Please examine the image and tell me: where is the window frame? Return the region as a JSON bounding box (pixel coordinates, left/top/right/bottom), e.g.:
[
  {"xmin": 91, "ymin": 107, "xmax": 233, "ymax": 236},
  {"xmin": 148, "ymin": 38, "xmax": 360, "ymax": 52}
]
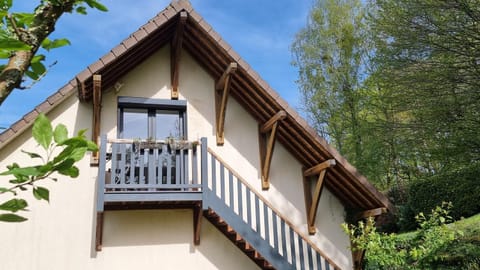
[{"xmin": 117, "ymin": 96, "xmax": 187, "ymax": 140}]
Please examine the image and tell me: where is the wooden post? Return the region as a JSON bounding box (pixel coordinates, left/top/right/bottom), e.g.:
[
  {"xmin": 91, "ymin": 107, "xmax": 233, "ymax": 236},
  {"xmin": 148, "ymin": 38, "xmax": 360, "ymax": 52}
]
[
  {"xmin": 215, "ymin": 62, "xmax": 237, "ymax": 145},
  {"xmin": 171, "ymin": 11, "xmax": 187, "ymax": 99},
  {"xmin": 193, "ymin": 202, "xmax": 202, "ymax": 245},
  {"xmin": 303, "ymin": 159, "xmax": 335, "ymax": 234},
  {"xmin": 91, "ymin": 74, "xmax": 102, "ymax": 165},
  {"xmin": 258, "ymin": 111, "xmax": 286, "ymax": 189}
]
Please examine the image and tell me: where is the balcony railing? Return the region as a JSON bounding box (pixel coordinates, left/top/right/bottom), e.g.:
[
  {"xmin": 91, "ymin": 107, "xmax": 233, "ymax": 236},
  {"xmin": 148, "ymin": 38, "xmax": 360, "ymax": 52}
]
[{"xmin": 96, "ymin": 135, "xmax": 204, "ymax": 210}]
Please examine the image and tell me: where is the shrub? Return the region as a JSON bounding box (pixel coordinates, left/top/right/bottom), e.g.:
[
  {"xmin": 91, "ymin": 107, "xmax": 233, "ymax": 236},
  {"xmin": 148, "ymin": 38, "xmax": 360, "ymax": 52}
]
[{"xmin": 400, "ymin": 163, "xmax": 480, "ymax": 230}]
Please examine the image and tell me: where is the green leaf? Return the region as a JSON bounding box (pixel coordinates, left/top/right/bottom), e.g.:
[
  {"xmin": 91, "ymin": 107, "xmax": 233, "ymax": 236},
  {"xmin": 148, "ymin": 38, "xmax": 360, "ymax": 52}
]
[
  {"xmin": 31, "ymin": 54, "xmax": 45, "ymax": 63},
  {"xmin": 75, "ymin": 6, "xmax": 87, "ymax": 14},
  {"xmin": 70, "ymin": 147, "xmax": 88, "ymax": 161},
  {"xmin": 84, "ymin": 0, "xmax": 108, "ymax": 12},
  {"xmin": 53, "ymin": 124, "xmax": 68, "ymax": 143},
  {"xmin": 0, "ymin": 50, "xmax": 10, "ymax": 58},
  {"xmin": 86, "ymin": 140, "xmax": 98, "ymax": 151},
  {"xmin": 0, "ymin": 187, "xmax": 14, "ymax": 194},
  {"xmin": 1, "ymin": 166, "xmax": 40, "ymax": 177},
  {"xmin": 54, "ymin": 158, "xmax": 74, "ymax": 172},
  {"xmin": 0, "ymin": 213, "xmax": 27, "ymax": 222},
  {"xmin": 12, "ymin": 12, "xmax": 35, "ymax": 27},
  {"xmin": 0, "ymin": 198, "xmax": 28, "ymax": 212},
  {"xmin": 0, "ymin": 0, "xmax": 13, "ymax": 12},
  {"xmin": 0, "ymin": 37, "xmax": 30, "ymax": 51},
  {"xmin": 58, "ymin": 166, "xmax": 79, "ymax": 178},
  {"xmin": 30, "ymin": 61, "xmax": 46, "ymax": 76},
  {"xmin": 50, "ymin": 38, "xmax": 71, "ymax": 49},
  {"xmin": 21, "ymin": 150, "xmax": 42, "ymax": 159},
  {"xmin": 32, "ymin": 114, "xmax": 52, "ymax": 150},
  {"xmin": 25, "ymin": 70, "xmax": 39, "ymax": 80},
  {"xmin": 32, "ymin": 186, "xmax": 49, "ymax": 202}
]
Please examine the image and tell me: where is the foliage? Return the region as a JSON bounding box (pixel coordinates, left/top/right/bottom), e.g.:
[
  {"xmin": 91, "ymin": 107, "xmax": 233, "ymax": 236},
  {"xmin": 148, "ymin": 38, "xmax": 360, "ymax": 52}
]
[
  {"xmin": 399, "ymin": 163, "xmax": 480, "ymax": 230},
  {"xmin": 0, "ymin": 0, "xmax": 107, "ymax": 105},
  {"xmin": 343, "ymin": 202, "xmax": 463, "ymax": 269},
  {"xmin": 0, "ymin": 114, "xmax": 97, "ymax": 222}
]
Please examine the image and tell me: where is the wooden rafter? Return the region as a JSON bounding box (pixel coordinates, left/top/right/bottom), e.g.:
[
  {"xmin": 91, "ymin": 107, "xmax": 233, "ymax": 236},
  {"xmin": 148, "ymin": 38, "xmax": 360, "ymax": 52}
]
[
  {"xmin": 215, "ymin": 62, "xmax": 237, "ymax": 145},
  {"xmin": 303, "ymin": 159, "xmax": 336, "ymax": 234},
  {"xmin": 193, "ymin": 202, "xmax": 202, "ymax": 245},
  {"xmin": 355, "ymin": 207, "xmax": 387, "ymax": 221},
  {"xmin": 170, "ymin": 11, "xmax": 188, "ymax": 99},
  {"xmin": 258, "ymin": 111, "xmax": 287, "ymax": 190},
  {"xmin": 95, "ymin": 212, "xmax": 104, "ymax": 251},
  {"xmin": 91, "ymin": 74, "xmax": 102, "ymax": 165}
]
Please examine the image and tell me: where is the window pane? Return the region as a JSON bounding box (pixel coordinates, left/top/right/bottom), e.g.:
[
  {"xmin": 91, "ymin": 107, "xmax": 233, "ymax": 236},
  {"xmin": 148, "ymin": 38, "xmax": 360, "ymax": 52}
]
[
  {"xmin": 156, "ymin": 110, "xmax": 182, "ymax": 139},
  {"xmin": 123, "ymin": 108, "xmax": 148, "ymax": 139}
]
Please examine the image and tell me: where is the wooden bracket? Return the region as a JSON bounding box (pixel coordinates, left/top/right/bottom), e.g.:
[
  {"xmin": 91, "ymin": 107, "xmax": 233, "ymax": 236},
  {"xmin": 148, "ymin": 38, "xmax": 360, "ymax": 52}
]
[
  {"xmin": 303, "ymin": 159, "xmax": 336, "ymax": 234},
  {"xmin": 193, "ymin": 202, "xmax": 202, "ymax": 245},
  {"xmin": 91, "ymin": 74, "xmax": 102, "ymax": 166},
  {"xmin": 171, "ymin": 11, "xmax": 188, "ymax": 100},
  {"xmin": 215, "ymin": 62, "xmax": 237, "ymax": 145},
  {"xmin": 95, "ymin": 212, "xmax": 104, "ymax": 251},
  {"xmin": 355, "ymin": 207, "xmax": 387, "ymax": 221},
  {"xmin": 76, "ymin": 76, "xmax": 86, "ymax": 100},
  {"xmin": 258, "ymin": 111, "xmax": 287, "ymax": 190}
]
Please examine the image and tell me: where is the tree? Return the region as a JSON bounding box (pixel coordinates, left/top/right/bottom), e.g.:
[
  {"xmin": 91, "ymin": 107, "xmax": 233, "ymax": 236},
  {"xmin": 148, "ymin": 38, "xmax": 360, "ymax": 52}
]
[
  {"xmin": 0, "ymin": 0, "xmax": 107, "ymax": 106},
  {"xmin": 291, "ymin": 0, "xmax": 396, "ymax": 188},
  {"xmin": 369, "ymin": 0, "xmax": 480, "ymax": 174},
  {"xmin": 0, "ymin": 114, "xmax": 97, "ymax": 222}
]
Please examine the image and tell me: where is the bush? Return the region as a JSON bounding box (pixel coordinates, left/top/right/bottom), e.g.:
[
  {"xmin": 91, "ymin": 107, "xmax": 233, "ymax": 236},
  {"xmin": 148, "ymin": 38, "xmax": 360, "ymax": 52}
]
[{"xmin": 400, "ymin": 163, "xmax": 480, "ymax": 230}]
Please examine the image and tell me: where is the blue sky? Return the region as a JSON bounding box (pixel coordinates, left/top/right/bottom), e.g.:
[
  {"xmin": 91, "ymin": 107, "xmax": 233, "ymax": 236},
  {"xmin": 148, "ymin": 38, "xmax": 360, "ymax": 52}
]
[{"xmin": 0, "ymin": 0, "xmax": 311, "ymax": 129}]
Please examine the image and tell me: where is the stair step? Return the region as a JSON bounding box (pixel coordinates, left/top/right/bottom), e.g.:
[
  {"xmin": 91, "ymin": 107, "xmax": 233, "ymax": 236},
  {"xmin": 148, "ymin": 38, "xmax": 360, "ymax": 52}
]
[{"xmin": 205, "ymin": 209, "xmax": 276, "ymax": 270}]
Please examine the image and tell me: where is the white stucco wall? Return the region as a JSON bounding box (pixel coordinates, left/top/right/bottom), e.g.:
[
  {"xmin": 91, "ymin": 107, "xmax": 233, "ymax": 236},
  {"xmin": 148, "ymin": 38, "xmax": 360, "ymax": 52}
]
[{"xmin": 0, "ymin": 44, "xmax": 353, "ymax": 269}]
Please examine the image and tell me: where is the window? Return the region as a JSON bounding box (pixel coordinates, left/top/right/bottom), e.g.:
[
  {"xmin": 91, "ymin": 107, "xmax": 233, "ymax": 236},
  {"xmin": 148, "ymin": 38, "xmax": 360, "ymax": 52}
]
[
  {"xmin": 116, "ymin": 97, "xmax": 188, "ymax": 185},
  {"xmin": 118, "ymin": 97, "xmax": 187, "ymax": 140}
]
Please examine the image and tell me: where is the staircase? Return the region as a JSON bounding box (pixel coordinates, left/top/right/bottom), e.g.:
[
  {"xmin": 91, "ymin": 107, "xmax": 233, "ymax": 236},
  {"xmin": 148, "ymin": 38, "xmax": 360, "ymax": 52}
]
[
  {"xmin": 200, "ymin": 138, "xmax": 339, "ymax": 270},
  {"xmin": 205, "ymin": 209, "xmax": 274, "ymax": 269}
]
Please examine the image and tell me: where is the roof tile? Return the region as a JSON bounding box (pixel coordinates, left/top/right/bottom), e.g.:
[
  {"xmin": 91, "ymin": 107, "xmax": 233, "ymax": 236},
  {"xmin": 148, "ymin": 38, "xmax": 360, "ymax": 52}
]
[
  {"xmin": 170, "ymin": 1, "xmax": 184, "ymax": 12},
  {"xmin": 143, "ymin": 21, "xmax": 158, "ymax": 34},
  {"xmin": 122, "ymin": 36, "xmax": 137, "ymax": 50},
  {"xmin": 237, "ymin": 58, "xmax": 251, "ymax": 72},
  {"xmin": 246, "ymin": 67, "xmax": 260, "ymax": 81},
  {"xmin": 59, "ymin": 83, "xmax": 75, "ymax": 96},
  {"xmin": 88, "ymin": 60, "xmax": 104, "ymax": 75},
  {"xmin": 153, "ymin": 13, "xmax": 168, "ymax": 26},
  {"xmin": 47, "ymin": 91, "xmax": 63, "ymax": 105},
  {"xmin": 23, "ymin": 110, "xmax": 39, "ymax": 123},
  {"xmin": 189, "ymin": 10, "xmax": 202, "ymax": 23},
  {"xmin": 0, "ymin": 129, "xmax": 15, "ymax": 143},
  {"xmin": 35, "ymin": 101, "xmax": 52, "ymax": 113},
  {"xmin": 198, "ymin": 18, "xmax": 212, "ymax": 33},
  {"xmin": 100, "ymin": 52, "xmax": 116, "ymax": 66},
  {"xmin": 228, "ymin": 48, "xmax": 241, "ymax": 62},
  {"xmin": 177, "ymin": 0, "xmax": 193, "ymax": 12},
  {"xmin": 209, "ymin": 29, "xmax": 221, "ymax": 42},
  {"xmin": 111, "ymin": 44, "xmax": 127, "ymax": 57},
  {"xmin": 218, "ymin": 39, "xmax": 232, "ymax": 53},
  {"xmin": 133, "ymin": 28, "xmax": 148, "ymax": 41},
  {"xmin": 11, "ymin": 119, "xmax": 27, "ymax": 133},
  {"xmin": 76, "ymin": 68, "xmax": 92, "ymax": 82},
  {"xmin": 163, "ymin": 6, "xmax": 177, "ymax": 19}
]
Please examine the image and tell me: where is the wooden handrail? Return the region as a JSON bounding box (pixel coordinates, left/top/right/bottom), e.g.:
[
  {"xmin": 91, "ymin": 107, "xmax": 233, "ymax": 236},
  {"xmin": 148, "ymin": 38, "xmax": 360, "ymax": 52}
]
[{"xmin": 207, "ymin": 148, "xmax": 341, "ymax": 270}]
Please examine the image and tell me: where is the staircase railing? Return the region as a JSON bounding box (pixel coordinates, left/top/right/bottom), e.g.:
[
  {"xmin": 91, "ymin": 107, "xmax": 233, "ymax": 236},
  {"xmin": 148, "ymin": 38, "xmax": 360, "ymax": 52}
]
[{"xmin": 200, "ymin": 138, "xmax": 339, "ymax": 270}]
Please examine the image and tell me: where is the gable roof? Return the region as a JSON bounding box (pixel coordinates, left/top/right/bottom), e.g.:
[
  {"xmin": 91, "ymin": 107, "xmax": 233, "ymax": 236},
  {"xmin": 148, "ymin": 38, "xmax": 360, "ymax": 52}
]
[{"xmin": 0, "ymin": 0, "xmax": 393, "ymax": 212}]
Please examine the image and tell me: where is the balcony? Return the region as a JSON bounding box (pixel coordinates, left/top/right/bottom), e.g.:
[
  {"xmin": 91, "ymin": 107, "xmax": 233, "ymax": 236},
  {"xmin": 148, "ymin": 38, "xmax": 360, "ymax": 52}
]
[{"xmin": 96, "ymin": 135, "xmax": 206, "ymax": 210}]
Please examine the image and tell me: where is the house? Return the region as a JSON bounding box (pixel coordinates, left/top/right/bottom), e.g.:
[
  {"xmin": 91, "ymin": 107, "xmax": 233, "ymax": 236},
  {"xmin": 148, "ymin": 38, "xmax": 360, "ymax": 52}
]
[{"xmin": 0, "ymin": 1, "xmax": 392, "ymax": 269}]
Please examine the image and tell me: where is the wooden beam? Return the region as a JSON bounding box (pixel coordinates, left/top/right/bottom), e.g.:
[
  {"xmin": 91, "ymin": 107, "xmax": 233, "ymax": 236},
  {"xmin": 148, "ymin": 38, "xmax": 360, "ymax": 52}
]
[
  {"xmin": 304, "ymin": 159, "xmax": 336, "ymax": 177},
  {"xmin": 95, "ymin": 212, "xmax": 104, "ymax": 251},
  {"xmin": 355, "ymin": 207, "xmax": 387, "ymax": 221},
  {"xmin": 215, "ymin": 62, "xmax": 237, "ymax": 145},
  {"xmin": 303, "ymin": 159, "xmax": 336, "ymax": 234},
  {"xmin": 91, "ymin": 74, "xmax": 102, "ymax": 165},
  {"xmin": 258, "ymin": 111, "xmax": 287, "ymax": 190},
  {"xmin": 170, "ymin": 11, "xmax": 188, "ymax": 99},
  {"xmin": 260, "ymin": 110, "xmax": 287, "ymax": 133},
  {"xmin": 193, "ymin": 202, "xmax": 202, "ymax": 245}
]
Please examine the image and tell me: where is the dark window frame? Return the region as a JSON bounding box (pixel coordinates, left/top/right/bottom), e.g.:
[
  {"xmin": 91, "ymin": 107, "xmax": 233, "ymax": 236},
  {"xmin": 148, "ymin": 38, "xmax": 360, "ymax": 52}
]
[{"xmin": 117, "ymin": 96, "xmax": 187, "ymax": 139}]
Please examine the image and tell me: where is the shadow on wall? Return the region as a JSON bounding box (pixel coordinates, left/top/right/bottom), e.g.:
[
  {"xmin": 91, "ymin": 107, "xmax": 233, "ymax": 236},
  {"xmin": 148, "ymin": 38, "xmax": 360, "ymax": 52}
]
[{"xmin": 102, "ymin": 209, "xmax": 193, "ymax": 248}]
